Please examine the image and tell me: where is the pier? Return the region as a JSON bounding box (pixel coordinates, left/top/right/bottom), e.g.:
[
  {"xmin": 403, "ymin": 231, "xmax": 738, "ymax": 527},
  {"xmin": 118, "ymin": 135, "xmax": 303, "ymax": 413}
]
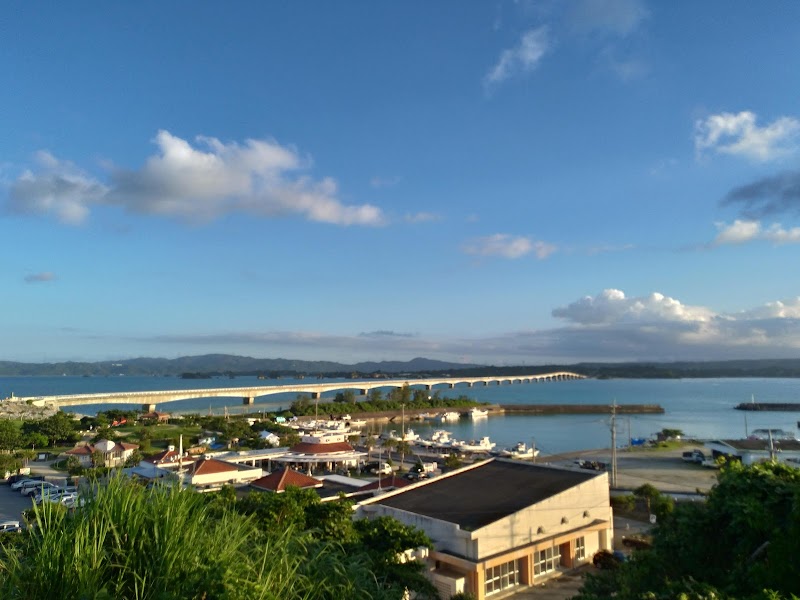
[
  {"xmin": 499, "ymin": 403, "xmax": 665, "ymax": 415},
  {"xmin": 735, "ymin": 402, "xmax": 800, "ymax": 411}
]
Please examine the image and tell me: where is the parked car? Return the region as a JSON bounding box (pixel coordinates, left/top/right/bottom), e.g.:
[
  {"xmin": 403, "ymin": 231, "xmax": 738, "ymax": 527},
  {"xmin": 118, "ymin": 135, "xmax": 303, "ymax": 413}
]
[
  {"xmin": 682, "ymin": 450, "xmax": 706, "ymax": 464},
  {"xmin": 404, "ymin": 470, "xmax": 429, "ymax": 481},
  {"xmin": 593, "ymin": 549, "xmax": 627, "ymax": 569},
  {"xmin": 21, "ymin": 481, "xmax": 59, "ymax": 496},
  {"xmin": 0, "ymin": 521, "xmax": 22, "ymax": 533},
  {"xmin": 10, "ymin": 477, "xmax": 43, "ymax": 491}
]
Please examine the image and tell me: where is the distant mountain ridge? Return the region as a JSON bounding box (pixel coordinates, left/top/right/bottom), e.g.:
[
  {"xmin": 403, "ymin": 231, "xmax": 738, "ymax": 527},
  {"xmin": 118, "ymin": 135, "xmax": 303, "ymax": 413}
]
[
  {"xmin": 2, "ymin": 355, "xmax": 800, "ymax": 378},
  {"xmin": 0, "ymin": 355, "xmax": 482, "ymax": 377}
]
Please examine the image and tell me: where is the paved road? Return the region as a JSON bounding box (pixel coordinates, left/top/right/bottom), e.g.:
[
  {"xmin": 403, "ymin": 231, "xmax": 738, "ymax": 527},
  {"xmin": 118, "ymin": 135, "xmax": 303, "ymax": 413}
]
[{"xmin": 0, "ymin": 484, "xmax": 36, "ymax": 524}]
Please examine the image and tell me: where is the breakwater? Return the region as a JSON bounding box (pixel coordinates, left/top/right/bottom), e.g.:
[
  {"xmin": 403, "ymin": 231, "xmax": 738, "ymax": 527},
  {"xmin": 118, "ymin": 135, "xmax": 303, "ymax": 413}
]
[
  {"xmin": 735, "ymin": 402, "xmax": 800, "ymax": 411},
  {"xmin": 499, "ymin": 403, "xmax": 665, "ymax": 415}
]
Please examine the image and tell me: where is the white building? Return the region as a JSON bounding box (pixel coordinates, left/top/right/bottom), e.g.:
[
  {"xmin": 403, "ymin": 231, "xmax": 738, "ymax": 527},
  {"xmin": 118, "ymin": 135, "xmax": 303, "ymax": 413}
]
[{"xmin": 356, "ymin": 458, "xmax": 613, "ymax": 600}]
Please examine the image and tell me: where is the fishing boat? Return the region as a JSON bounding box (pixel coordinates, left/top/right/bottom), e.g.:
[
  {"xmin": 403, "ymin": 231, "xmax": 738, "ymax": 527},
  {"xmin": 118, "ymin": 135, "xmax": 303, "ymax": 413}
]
[
  {"xmin": 382, "ymin": 428, "xmax": 420, "ymax": 443},
  {"xmin": 497, "ymin": 441, "xmax": 539, "ymax": 459},
  {"xmin": 416, "ymin": 430, "xmax": 453, "ymax": 448},
  {"xmin": 468, "ymin": 407, "xmax": 489, "ymax": 419},
  {"xmin": 452, "ymin": 436, "xmax": 496, "ymax": 453},
  {"xmin": 438, "ymin": 411, "xmax": 460, "ymax": 422}
]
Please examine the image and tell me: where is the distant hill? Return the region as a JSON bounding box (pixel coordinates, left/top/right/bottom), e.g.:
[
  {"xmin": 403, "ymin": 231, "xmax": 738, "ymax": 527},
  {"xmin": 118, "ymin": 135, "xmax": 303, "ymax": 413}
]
[
  {"xmin": 0, "ymin": 355, "xmax": 482, "ymax": 377},
  {"xmin": 1, "ymin": 355, "xmax": 800, "ymax": 378}
]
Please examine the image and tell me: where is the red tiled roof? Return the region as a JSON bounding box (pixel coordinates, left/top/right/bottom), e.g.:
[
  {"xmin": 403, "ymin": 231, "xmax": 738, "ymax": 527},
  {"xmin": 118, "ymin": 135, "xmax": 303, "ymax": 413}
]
[
  {"xmin": 65, "ymin": 445, "xmax": 93, "ymax": 456},
  {"xmin": 250, "ymin": 468, "xmax": 323, "ymax": 492},
  {"xmin": 289, "ymin": 441, "xmax": 354, "ymax": 454},
  {"xmin": 188, "ymin": 458, "xmax": 240, "ymax": 476},
  {"xmin": 119, "ymin": 442, "xmax": 139, "ymax": 451},
  {"xmin": 360, "ymin": 475, "xmax": 414, "ymax": 491}
]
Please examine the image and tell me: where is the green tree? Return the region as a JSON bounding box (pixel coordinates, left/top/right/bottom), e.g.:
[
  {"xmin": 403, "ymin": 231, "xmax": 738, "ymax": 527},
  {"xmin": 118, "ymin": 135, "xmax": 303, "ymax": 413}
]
[
  {"xmin": 369, "ymin": 388, "xmax": 383, "ymax": 402},
  {"xmin": 575, "ymin": 461, "xmax": 800, "ymax": 600},
  {"xmin": 0, "ymin": 420, "xmax": 22, "ymax": 451}
]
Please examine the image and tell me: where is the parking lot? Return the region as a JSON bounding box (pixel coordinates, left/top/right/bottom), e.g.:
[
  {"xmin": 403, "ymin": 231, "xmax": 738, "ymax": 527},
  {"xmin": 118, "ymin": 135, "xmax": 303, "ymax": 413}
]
[{"xmin": 0, "ymin": 483, "xmax": 37, "ymax": 524}]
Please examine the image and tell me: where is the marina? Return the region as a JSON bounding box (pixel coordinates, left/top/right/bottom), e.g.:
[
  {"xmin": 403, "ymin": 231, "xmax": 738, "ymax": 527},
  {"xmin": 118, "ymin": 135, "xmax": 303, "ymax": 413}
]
[{"xmin": 2, "ymin": 376, "xmax": 800, "ymax": 456}]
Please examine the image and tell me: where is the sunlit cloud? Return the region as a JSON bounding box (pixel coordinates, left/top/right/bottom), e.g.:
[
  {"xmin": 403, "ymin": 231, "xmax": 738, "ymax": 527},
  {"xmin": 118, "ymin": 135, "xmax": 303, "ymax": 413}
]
[
  {"xmin": 695, "ymin": 111, "xmax": 800, "ymax": 163},
  {"xmin": 5, "ymin": 131, "xmax": 385, "ymax": 227},
  {"xmin": 714, "ymin": 220, "xmax": 800, "ymax": 245}
]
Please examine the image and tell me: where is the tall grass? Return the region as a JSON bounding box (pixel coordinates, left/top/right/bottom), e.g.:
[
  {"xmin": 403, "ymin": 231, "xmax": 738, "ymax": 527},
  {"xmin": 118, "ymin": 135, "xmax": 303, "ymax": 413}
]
[{"xmin": 0, "ymin": 476, "xmax": 395, "ymax": 600}]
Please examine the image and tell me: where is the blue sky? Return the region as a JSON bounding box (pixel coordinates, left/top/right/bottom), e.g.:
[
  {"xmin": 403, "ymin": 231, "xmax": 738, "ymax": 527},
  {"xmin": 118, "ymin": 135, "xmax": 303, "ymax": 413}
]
[{"xmin": 4, "ymin": 1, "xmax": 800, "ymax": 365}]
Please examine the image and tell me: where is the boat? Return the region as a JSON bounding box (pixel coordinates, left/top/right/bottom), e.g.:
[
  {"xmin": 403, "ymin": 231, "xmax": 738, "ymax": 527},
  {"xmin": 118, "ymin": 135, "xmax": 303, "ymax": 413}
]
[
  {"xmin": 468, "ymin": 407, "xmax": 489, "ymax": 419},
  {"xmin": 748, "ymin": 428, "xmax": 797, "ymax": 441},
  {"xmin": 438, "ymin": 411, "xmax": 460, "ymax": 422},
  {"xmin": 382, "ymin": 428, "xmax": 420, "ymax": 443},
  {"xmin": 497, "ymin": 441, "xmax": 539, "ymax": 459},
  {"xmin": 416, "ymin": 430, "xmax": 453, "ymax": 448},
  {"xmin": 452, "ymin": 436, "xmax": 496, "ymax": 453}
]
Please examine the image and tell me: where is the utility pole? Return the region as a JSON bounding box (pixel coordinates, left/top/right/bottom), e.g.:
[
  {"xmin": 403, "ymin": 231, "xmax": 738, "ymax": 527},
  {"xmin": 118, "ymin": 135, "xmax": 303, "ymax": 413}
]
[
  {"xmin": 610, "ymin": 399, "xmax": 618, "ymax": 488},
  {"xmin": 768, "ymin": 430, "xmax": 777, "ymax": 462}
]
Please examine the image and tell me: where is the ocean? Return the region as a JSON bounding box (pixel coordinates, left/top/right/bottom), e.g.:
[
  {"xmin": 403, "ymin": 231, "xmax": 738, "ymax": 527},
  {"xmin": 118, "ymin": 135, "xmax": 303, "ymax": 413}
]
[{"xmin": 2, "ymin": 376, "xmax": 798, "ymax": 455}]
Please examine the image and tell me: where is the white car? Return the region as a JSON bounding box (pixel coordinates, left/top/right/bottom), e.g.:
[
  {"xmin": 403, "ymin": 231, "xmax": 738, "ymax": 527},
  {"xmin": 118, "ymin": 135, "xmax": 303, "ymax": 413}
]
[
  {"xmin": 0, "ymin": 520, "xmax": 21, "ymax": 533},
  {"xmin": 10, "ymin": 478, "xmax": 41, "ymax": 491},
  {"xmin": 21, "ymin": 481, "xmax": 58, "ymax": 496}
]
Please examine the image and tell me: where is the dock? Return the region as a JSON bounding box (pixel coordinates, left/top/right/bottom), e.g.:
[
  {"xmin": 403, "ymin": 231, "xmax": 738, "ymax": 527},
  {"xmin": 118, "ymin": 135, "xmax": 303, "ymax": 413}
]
[
  {"xmin": 734, "ymin": 402, "xmax": 800, "ymax": 411},
  {"xmin": 499, "ymin": 403, "xmax": 665, "ymax": 415}
]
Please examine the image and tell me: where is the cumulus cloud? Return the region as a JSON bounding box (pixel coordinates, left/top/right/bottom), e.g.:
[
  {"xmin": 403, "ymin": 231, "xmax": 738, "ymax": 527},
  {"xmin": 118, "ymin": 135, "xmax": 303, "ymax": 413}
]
[
  {"xmin": 568, "ymin": 0, "xmax": 648, "ymax": 36},
  {"xmin": 695, "ymin": 111, "xmax": 800, "ymax": 163},
  {"xmin": 24, "ymin": 271, "xmax": 56, "ymax": 283},
  {"xmin": 5, "ymin": 131, "xmax": 385, "ymax": 227},
  {"xmin": 714, "ymin": 220, "xmax": 800, "ymax": 246},
  {"xmin": 7, "ymin": 152, "xmax": 107, "ymax": 224},
  {"xmin": 721, "ymin": 169, "xmax": 800, "ymax": 219},
  {"xmin": 484, "ymin": 27, "xmax": 550, "ymax": 89},
  {"xmin": 552, "ymin": 289, "xmax": 714, "ymax": 325},
  {"xmin": 462, "ymin": 234, "xmax": 556, "ymax": 259}
]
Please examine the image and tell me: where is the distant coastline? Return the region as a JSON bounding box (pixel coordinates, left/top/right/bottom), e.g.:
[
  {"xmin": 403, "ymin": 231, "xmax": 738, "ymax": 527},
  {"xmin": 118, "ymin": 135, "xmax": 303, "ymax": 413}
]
[{"xmin": 2, "ymin": 355, "xmax": 800, "ymax": 379}]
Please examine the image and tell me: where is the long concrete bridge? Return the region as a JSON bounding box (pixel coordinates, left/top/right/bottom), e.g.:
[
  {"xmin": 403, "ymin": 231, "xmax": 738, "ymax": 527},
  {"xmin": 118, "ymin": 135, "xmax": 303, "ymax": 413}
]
[{"xmin": 11, "ymin": 372, "xmax": 585, "ymax": 412}]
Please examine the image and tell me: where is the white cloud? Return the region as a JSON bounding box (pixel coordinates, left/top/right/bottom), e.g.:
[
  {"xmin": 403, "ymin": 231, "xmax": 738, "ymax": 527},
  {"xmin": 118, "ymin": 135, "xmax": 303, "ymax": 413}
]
[
  {"xmin": 7, "ymin": 151, "xmax": 107, "ymax": 224},
  {"xmin": 568, "ymin": 0, "xmax": 648, "ymax": 36},
  {"xmin": 714, "ymin": 220, "xmax": 800, "ymax": 246},
  {"xmin": 552, "ymin": 289, "xmax": 713, "ymax": 325},
  {"xmin": 695, "ymin": 111, "xmax": 800, "ymax": 163},
  {"xmin": 5, "ymin": 131, "xmax": 385, "ymax": 227},
  {"xmin": 484, "ymin": 27, "xmax": 550, "ymax": 89},
  {"xmin": 462, "ymin": 234, "xmax": 556, "ymax": 259}
]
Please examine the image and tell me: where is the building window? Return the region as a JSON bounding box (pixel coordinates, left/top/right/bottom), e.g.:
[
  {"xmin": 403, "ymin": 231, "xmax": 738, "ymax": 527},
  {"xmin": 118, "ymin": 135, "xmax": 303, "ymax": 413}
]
[
  {"xmin": 534, "ymin": 546, "xmax": 561, "ymax": 577},
  {"xmin": 484, "ymin": 558, "xmax": 520, "ymax": 596},
  {"xmin": 575, "ymin": 536, "xmax": 586, "ymax": 561}
]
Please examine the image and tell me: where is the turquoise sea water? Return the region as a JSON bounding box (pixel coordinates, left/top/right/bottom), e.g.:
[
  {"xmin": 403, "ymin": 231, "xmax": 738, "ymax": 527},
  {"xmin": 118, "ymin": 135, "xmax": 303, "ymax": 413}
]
[{"xmin": 2, "ymin": 376, "xmax": 799, "ymax": 455}]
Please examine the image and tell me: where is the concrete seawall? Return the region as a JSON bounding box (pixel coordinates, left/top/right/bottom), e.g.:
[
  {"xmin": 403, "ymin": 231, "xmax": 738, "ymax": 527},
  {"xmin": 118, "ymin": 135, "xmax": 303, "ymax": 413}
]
[{"xmin": 499, "ymin": 404, "xmax": 665, "ymax": 415}]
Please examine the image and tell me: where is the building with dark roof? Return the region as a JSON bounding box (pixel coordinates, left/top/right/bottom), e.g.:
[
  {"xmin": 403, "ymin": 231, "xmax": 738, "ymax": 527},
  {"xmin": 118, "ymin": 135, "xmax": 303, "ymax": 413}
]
[
  {"xmin": 250, "ymin": 468, "xmax": 323, "ymax": 493},
  {"xmin": 357, "ymin": 458, "xmax": 612, "ymax": 600}
]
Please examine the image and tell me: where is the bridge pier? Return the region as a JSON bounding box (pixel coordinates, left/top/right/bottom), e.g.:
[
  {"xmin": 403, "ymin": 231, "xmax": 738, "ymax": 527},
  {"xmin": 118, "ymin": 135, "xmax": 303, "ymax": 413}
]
[
  {"xmin": 142, "ymin": 403, "xmax": 157, "ymax": 413},
  {"xmin": 448, "ymin": 383, "xmax": 455, "ymax": 389},
  {"xmin": 359, "ymin": 389, "xmax": 369, "ymax": 395},
  {"xmin": 243, "ymin": 396, "xmax": 255, "ymax": 405},
  {"xmin": 311, "ymin": 392, "xmax": 321, "ymax": 399}
]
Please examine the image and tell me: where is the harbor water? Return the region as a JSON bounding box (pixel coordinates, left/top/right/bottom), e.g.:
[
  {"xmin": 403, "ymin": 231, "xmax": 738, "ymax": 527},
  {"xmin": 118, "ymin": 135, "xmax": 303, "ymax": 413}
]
[{"xmin": 2, "ymin": 376, "xmax": 799, "ymax": 456}]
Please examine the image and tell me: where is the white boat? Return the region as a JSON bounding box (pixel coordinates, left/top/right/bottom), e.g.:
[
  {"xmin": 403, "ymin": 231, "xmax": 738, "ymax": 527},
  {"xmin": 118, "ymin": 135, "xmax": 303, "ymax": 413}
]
[
  {"xmin": 438, "ymin": 411, "xmax": 460, "ymax": 422},
  {"xmin": 468, "ymin": 407, "xmax": 489, "ymax": 419},
  {"xmin": 453, "ymin": 436, "xmax": 496, "ymax": 453},
  {"xmin": 416, "ymin": 430, "xmax": 453, "ymax": 447},
  {"xmin": 498, "ymin": 441, "xmax": 539, "ymax": 459},
  {"xmin": 383, "ymin": 428, "xmax": 420, "ymax": 443}
]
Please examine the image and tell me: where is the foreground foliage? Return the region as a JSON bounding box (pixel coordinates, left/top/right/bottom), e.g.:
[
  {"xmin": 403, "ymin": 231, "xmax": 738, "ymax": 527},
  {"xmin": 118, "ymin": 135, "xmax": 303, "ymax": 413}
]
[
  {"xmin": 0, "ymin": 477, "xmax": 436, "ymax": 600},
  {"xmin": 575, "ymin": 461, "xmax": 800, "ymax": 600}
]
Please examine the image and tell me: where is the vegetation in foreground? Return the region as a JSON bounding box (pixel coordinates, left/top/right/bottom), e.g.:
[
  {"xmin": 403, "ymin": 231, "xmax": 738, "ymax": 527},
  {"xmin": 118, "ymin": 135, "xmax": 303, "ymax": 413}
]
[
  {"xmin": 0, "ymin": 476, "xmax": 437, "ymax": 600},
  {"xmin": 575, "ymin": 461, "xmax": 800, "ymax": 600}
]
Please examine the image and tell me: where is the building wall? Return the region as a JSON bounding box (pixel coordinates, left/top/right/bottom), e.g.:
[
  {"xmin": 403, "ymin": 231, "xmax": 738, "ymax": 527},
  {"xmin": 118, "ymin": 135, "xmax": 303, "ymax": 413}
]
[
  {"xmin": 191, "ymin": 468, "xmax": 263, "ymax": 487},
  {"xmin": 473, "ymin": 473, "xmax": 612, "ymax": 560}
]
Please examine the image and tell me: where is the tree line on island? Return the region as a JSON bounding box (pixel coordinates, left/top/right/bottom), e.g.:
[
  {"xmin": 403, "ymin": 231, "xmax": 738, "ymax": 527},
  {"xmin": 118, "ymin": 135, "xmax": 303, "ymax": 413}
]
[{"xmin": 6, "ymin": 354, "xmax": 800, "ymax": 378}]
